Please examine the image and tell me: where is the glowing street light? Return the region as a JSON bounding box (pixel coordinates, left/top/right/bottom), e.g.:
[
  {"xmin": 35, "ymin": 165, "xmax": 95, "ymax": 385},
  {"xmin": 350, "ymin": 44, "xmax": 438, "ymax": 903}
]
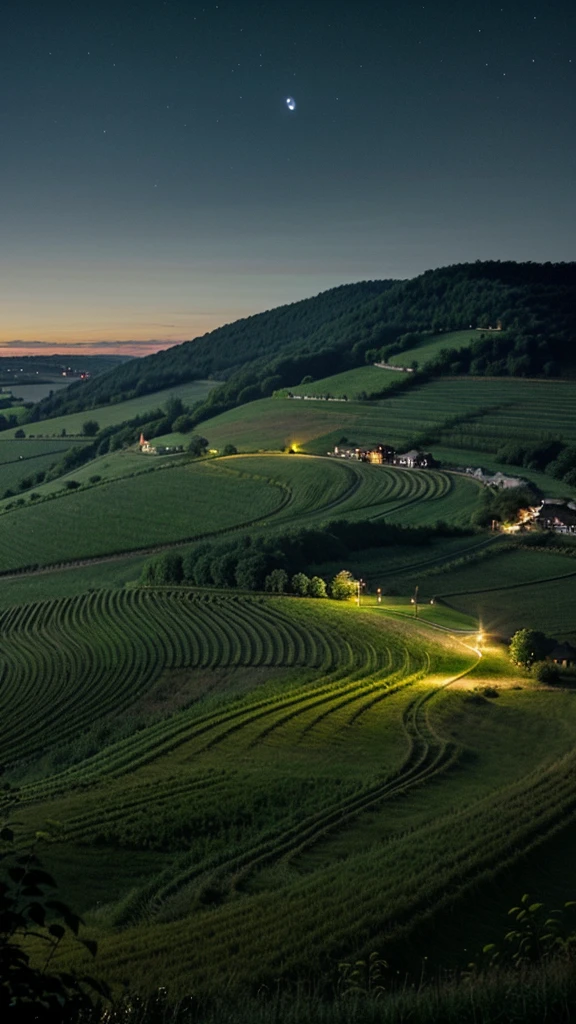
[{"xmin": 377, "ymin": 587, "xmax": 382, "ymax": 604}]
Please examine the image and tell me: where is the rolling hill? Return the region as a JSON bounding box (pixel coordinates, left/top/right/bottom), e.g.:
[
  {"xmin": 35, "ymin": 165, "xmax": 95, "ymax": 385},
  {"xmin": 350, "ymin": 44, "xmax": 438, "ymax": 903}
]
[{"xmin": 25, "ymin": 261, "xmax": 576, "ymax": 431}]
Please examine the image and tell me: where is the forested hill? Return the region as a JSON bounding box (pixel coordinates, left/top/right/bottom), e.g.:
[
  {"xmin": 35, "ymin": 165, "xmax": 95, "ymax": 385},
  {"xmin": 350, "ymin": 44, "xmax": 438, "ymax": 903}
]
[
  {"xmin": 30, "ymin": 261, "xmax": 576, "ymax": 421},
  {"xmin": 31, "ymin": 280, "xmax": 393, "ymax": 419}
]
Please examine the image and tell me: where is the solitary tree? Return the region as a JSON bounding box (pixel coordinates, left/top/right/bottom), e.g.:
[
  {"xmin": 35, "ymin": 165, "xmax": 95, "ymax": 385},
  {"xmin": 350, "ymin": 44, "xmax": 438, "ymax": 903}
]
[
  {"xmin": 82, "ymin": 419, "xmax": 100, "ymax": 437},
  {"xmin": 509, "ymin": 628, "xmax": 550, "ymax": 668},
  {"xmin": 222, "ymin": 443, "xmax": 238, "ymax": 456},
  {"xmin": 187, "ymin": 435, "xmax": 209, "ymax": 457},
  {"xmin": 330, "ymin": 570, "xmax": 357, "ymax": 601}
]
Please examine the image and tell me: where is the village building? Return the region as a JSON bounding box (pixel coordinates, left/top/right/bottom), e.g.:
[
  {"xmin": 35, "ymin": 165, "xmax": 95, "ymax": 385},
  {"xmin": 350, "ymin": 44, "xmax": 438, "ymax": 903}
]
[
  {"xmin": 394, "ymin": 449, "xmax": 436, "ymax": 469},
  {"xmin": 331, "ymin": 444, "xmax": 436, "ymax": 468},
  {"xmin": 466, "ymin": 468, "xmax": 526, "ymax": 489},
  {"xmin": 536, "ymin": 500, "xmax": 576, "ymax": 534},
  {"xmin": 139, "ymin": 433, "xmax": 183, "ymax": 456},
  {"xmin": 548, "ymin": 642, "xmax": 576, "ymax": 668},
  {"xmin": 365, "ymin": 444, "xmax": 395, "ymax": 465}
]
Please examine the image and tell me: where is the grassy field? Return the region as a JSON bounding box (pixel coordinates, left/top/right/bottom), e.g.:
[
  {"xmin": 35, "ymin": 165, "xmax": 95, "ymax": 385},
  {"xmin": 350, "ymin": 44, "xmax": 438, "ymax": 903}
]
[
  {"xmin": 3, "ymin": 370, "xmax": 576, "ymax": 1008},
  {"xmin": 160, "ymin": 379, "xmax": 576, "ymax": 500},
  {"xmin": 4, "ymin": 588, "xmax": 576, "ymax": 1001},
  {"xmin": 387, "ymin": 329, "xmax": 484, "ymax": 367},
  {"xmin": 0, "ymin": 555, "xmax": 147, "ymax": 610},
  {"xmin": 0, "ymin": 437, "xmax": 84, "ymax": 494},
  {"xmin": 287, "ymin": 365, "xmax": 400, "ymax": 398},
  {"xmin": 0, "ymin": 454, "xmax": 482, "ymax": 571},
  {"xmin": 6, "ymin": 379, "xmax": 215, "ymax": 438},
  {"xmin": 429, "ymin": 547, "xmax": 576, "ymax": 641},
  {"xmin": 0, "ymin": 459, "xmax": 288, "ymax": 571}
]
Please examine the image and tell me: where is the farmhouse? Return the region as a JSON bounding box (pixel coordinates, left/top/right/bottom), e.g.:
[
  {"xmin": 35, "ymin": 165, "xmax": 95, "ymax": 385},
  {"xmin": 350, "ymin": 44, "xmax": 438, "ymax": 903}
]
[
  {"xmin": 549, "ymin": 642, "xmax": 576, "ymax": 668},
  {"xmin": 364, "ymin": 445, "xmax": 395, "ymax": 465},
  {"xmin": 139, "ymin": 433, "xmax": 183, "ymax": 456},
  {"xmin": 536, "ymin": 500, "xmax": 576, "ymax": 534},
  {"xmin": 394, "ymin": 449, "xmax": 436, "ymax": 469},
  {"xmin": 331, "ymin": 444, "xmax": 436, "ymax": 468},
  {"xmin": 467, "ymin": 468, "xmax": 526, "ymax": 489},
  {"xmin": 332, "ymin": 445, "xmax": 363, "ymax": 459}
]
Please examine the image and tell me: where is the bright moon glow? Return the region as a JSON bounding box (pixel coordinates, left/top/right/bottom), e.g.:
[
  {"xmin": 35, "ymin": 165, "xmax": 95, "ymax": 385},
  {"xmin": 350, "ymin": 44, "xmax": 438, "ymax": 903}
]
[{"xmin": 286, "ymin": 96, "xmax": 296, "ymax": 111}]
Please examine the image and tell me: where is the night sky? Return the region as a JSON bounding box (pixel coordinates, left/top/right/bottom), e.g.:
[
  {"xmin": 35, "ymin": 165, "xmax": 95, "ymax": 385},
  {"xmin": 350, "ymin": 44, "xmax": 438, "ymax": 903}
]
[{"xmin": 1, "ymin": 0, "xmax": 575, "ymax": 353}]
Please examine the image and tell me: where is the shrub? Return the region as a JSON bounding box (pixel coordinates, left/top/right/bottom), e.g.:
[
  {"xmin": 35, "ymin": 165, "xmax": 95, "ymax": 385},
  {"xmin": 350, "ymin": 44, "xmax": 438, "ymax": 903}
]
[{"xmin": 532, "ymin": 660, "xmax": 560, "ymax": 685}]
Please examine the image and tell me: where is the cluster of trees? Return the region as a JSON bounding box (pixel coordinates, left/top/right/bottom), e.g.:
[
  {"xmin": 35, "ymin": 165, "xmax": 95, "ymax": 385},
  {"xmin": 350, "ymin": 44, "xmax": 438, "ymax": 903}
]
[
  {"xmin": 496, "ymin": 440, "xmax": 576, "ymax": 488},
  {"xmin": 471, "ymin": 485, "xmax": 538, "ymax": 528},
  {"xmin": 508, "ymin": 627, "xmax": 570, "ymax": 683},
  {"xmin": 142, "ymin": 551, "xmax": 359, "ymax": 600},
  {"xmin": 140, "ymin": 520, "xmax": 464, "ymax": 593},
  {"xmin": 23, "ymin": 262, "xmax": 576, "ymax": 429}
]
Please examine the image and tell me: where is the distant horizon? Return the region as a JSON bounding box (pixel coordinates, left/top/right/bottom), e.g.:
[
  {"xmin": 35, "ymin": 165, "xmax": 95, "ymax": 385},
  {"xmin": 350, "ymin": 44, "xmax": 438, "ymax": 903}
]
[{"xmin": 3, "ymin": 1, "xmax": 575, "ymax": 362}]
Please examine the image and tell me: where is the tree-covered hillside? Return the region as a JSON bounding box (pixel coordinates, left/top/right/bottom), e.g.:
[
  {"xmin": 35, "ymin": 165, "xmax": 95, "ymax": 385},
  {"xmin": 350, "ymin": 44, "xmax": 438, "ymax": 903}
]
[
  {"xmin": 31, "ymin": 280, "xmax": 393, "ymax": 419},
  {"xmin": 29, "ymin": 261, "xmax": 576, "ymax": 424}
]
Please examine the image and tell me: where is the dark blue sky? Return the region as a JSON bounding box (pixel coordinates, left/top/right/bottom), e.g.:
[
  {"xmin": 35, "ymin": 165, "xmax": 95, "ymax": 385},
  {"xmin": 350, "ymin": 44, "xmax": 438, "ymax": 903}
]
[{"xmin": 1, "ymin": 0, "xmax": 574, "ymax": 351}]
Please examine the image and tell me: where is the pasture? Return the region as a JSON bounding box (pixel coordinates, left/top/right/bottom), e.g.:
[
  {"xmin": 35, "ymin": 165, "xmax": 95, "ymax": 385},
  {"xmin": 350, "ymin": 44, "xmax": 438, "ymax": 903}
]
[
  {"xmin": 159, "ymin": 378, "xmax": 576, "ymax": 505},
  {"xmin": 387, "ymin": 329, "xmax": 483, "ymax": 367},
  {"xmin": 4, "ymin": 588, "xmax": 576, "ymax": 999},
  {"xmin": 0, "ymin": 437, "xmax": 85, "ymax": 495},
  {"xmin": 287, "ymin": 364, "xmax": 400, "ymax": 398},
  {"xmin": 424, "ymin": 546, "xmax": 576, "ymax": 641},
  {"xmin": 5, "ymin": 379, "xmax": 215, "ymax": 438}
]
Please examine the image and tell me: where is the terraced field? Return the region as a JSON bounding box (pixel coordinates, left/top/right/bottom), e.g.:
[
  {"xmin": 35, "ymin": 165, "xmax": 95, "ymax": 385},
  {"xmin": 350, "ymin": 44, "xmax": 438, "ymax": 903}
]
[
  {"xmin": 0, "ymin": 454, "xmax": 480, "ymax": 572},
  {"xmin": 424, "ymin": 547, "xmax": 576, "ymax": 641},
  {"xmin": 6, "ymin": 587, "xmax": 576, "ymax": 998},
  {"xmin": 172, "ymin": 379, "xmax": 576, "ymax": 500}
]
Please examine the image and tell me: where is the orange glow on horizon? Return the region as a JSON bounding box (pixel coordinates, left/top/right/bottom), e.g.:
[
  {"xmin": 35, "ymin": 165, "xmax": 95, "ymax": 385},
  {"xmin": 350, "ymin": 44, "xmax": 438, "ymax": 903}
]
[{"xmin": 0, "ymin": 309, "xmax": 248, "ymax": 357}]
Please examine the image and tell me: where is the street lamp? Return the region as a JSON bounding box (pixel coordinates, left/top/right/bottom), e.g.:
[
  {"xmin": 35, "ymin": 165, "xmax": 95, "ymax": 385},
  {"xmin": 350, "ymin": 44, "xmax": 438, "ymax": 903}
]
[
  {"xmin": 377, "ymin": 587, "xmax": 382, "ymax": 604},
  {"xmin": 357, "ymin": 578, "xmax": 365, "ymax": 606}
]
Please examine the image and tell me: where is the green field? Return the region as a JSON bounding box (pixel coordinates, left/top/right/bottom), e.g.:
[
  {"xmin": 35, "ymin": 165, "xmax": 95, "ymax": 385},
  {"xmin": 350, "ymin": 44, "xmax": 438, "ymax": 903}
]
[
  {"xmin": 4, "ymin": 366, "xmax": 576, "ymax": 1011},
  {"xmin": 387, "ymin": 329, "xmax": 484, "ymax": 367},
  {"xmin": 287, "ymin": 364, "xmax": 400, "ymax": 398},
  {"xmin": 422, "ymin": 547, "xmax": 576, "ymax": 641},
  {"xmin": 0, "ymin": 442, "xmax": 85, "ymax": 496},
  {"xmin": 0, "ymin": 454, "xmax": 482, "ymax": 572},
  {"xmin": 7, "ymin": 379, "xmax": 215, "ymax": 438},
  {"xmin": 0, "ymin": 459, "xmax": 288, "ymax": 571},
  {"xmin": 161, "ymin": 379, "xmax": 576, "ymax": 500},
  {"xmin": 4, "ymin": 588, "xmax": 576, "ymax": 1001}
]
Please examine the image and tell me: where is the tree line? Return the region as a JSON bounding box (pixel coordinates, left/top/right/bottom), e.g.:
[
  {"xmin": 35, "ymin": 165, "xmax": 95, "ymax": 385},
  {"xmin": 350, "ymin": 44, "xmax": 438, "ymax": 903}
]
[{"xmin": 140, "ymin": 519, "xmax": 467, "ymax": 593}]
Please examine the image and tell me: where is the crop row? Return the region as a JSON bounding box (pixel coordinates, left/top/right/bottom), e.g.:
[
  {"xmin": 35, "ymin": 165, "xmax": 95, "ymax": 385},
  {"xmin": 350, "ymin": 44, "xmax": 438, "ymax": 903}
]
[
  {"xmin": 89, "ymin": 724, "xmax": 576, "ymax": 997},
  {"xmin": 3, "ymin": 590, "xmax": 424, "ymax": 787}
]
